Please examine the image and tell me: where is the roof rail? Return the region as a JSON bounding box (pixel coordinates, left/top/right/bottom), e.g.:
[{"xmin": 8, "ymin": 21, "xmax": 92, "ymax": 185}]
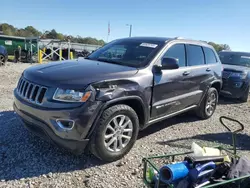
[{"xmin": 174, "ymin": 36, "xmax": 185, "ymax": 39}]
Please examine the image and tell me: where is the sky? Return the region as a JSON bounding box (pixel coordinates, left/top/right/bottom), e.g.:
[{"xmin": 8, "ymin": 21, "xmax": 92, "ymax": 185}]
[{"xmin": 1, "ymin": 0, "xmax": 250, "ymax": 51}]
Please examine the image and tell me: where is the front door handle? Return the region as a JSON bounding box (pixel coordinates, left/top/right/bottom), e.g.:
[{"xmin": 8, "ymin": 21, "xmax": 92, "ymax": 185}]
[
  {"xmin": 183, "ymin": 71, "xmax": 190, "ymax": 76},
  {"xmin": 206, "ymin": 68, "xmax": 211, "ymax": 72}
]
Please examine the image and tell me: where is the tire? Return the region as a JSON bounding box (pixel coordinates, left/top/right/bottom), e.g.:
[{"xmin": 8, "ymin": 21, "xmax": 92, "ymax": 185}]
[
  {"xmin": 90, "ymin": 104, "xmax": 139, "ymax": 162},
  {"xmin": 196, "ymin": 87, "xmax": 218, "ymax": 120},
  {"xmin": 0, "ymin": 54, "xmax": 5, "ymax": 66},
  {"xmin": 239, "ymin": 86, "xmax": 249, "ymax": 103}
]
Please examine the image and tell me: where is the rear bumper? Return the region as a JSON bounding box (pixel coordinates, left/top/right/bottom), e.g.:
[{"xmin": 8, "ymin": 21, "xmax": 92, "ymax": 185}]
[{"xmin": 221, "ymin": 79, "xmax": 249, "ymax": 98}]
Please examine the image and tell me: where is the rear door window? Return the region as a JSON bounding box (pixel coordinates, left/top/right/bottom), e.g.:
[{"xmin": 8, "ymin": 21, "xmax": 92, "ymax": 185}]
[
  {"xmin": 203, "ymin": 47, "xmax": 217, "ymax": 64},
  {"xmin": 187, "ymin": 45, "xmax": 205, "ymax": 66}
]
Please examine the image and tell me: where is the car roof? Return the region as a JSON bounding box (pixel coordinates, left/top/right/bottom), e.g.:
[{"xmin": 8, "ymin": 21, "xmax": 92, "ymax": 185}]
[
  {"xmin": 116, "ymin": 36, "xmax": 172, "ymax": 43},
  {"xmin": 116, "ymin": 36, "xmax": 213, "ymax": 48}
]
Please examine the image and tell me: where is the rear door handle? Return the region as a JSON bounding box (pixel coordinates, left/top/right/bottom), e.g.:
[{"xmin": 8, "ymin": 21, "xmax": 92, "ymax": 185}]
[
  {"xmin": 206, "ymin": 68, "xmax": 211, "ymax": 72},
  {"xmin": 183, "ymin": 71, "xmax": 190, "ymax": 76}
]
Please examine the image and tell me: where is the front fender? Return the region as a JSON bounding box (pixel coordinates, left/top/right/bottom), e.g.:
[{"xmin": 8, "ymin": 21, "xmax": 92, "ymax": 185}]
[{"xmin": 85, "ymin": 95, "xmax": 149, "ymax": 139}]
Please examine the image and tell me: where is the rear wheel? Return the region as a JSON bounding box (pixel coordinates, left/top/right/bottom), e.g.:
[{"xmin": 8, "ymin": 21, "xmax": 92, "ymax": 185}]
[
  {"xmin": 0, "ymin": 54, "xmax": 5, "ymax": 66},
  {"xmin": 90, "ymin": 104, "xmax": 139, "ymax": 162},
  {"xmin": 196, "ymin": 87, "xmax": 218, "ymax": 120},
  {"xmin": 239, "ymin": 86, "xmax": 249, "ymax": 103}
]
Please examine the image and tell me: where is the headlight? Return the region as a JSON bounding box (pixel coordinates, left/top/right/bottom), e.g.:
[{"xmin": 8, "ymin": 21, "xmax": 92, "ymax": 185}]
[
  {"xmin": 229, "ymin": 72, "xmax": 247, "ymax": 79},
  {"xmin": 53, "ymin": 88, "xmax": 91, "ymax": 102}
]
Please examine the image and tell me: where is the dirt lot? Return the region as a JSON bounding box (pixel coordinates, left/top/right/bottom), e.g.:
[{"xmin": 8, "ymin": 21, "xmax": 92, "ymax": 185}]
[{"xmin": 0, "ymin": 62, "xmax": 250, "ymax": 188}]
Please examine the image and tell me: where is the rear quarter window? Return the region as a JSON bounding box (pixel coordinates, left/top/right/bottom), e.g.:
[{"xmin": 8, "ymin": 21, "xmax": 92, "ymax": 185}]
[{"xmin": 203, "ymin": 47, "xmax": 218, "ymax": 64}]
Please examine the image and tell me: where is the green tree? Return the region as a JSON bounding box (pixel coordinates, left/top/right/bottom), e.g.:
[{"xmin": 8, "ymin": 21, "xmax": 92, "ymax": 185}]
[
  {"xmin": 24, "ymin": 26, "xmax": 42, "ymax": 36},
  {"xmin": 208, "ymin": 42, "xmax": 230, "ymax": 52},
  {"xmin": 0, "ymin": 23, "xmax": 110, "ymax": 46},
  {"xmin": 16, "ymin": 29, "xmax": 30, "ymax": 37},
  {"xmin": 76, "ymin": 37, "xmax": 105, "ymax": 45},
  {"xmin": 98, "ymin": 39, "xmax": 105, "ymax": 46},
  {"xmin": 221, "ymin": 44, "xmax": 231, "ymax": 51},
  {"xmin": 1, "ymin": 23, "xmax": 16, "ymax": 36},
  {"xmin": 57, "ymin": 33, "xmax": 65, "ymax": 40},
  {"xmin": 45, "ymin": 29, "xmax": 58, "ymax": 39}
]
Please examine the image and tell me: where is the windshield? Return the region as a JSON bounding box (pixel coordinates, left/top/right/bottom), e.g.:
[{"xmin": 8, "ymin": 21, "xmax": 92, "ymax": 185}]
[
  {"xmin": 219, "ymin": 52, "xmax": 250, "ymax": 67},
  {"xmin": 86, "ymin": 39, "xmax": 164, "ymax": 68}
]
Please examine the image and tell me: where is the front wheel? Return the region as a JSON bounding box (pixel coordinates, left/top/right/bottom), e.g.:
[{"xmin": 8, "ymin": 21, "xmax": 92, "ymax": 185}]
[
  {"xmin": 90, "ymin": 104, "xmax": 139, "ymax": 162},
  {"xmin": 196, "ymin": 87, "xmax": 218, "ymax": 120}
]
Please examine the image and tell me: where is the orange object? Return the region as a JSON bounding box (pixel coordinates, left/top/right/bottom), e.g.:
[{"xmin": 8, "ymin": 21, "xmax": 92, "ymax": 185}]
[{"xmin": 81, "ymin": 91, "xmax": 91, "ymax": 102}]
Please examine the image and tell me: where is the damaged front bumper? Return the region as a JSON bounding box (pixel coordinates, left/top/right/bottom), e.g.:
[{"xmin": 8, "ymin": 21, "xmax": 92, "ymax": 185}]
[{"xmin": 13, "ymin": 88, "xmax": 104, "ymax": 154}]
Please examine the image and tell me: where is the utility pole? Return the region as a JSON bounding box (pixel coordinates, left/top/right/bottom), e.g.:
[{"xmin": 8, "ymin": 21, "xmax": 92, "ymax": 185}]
[
  {"xmin": 107, "ymin": 21, "xmax": 110, "ymax": 43},
  {"xmin": 126, "ymin": 24, "xmax": 132, "ymax": 37}
]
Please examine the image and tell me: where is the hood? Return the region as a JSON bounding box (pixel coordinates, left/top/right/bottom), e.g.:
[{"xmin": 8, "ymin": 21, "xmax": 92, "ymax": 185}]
[
  {"xmin": 222, "ymin": 64, "xmax": 250, "ymax": 72},
  {"xmin": 23, "ymin": 59, "xmax": 138, "ymax": 89}
]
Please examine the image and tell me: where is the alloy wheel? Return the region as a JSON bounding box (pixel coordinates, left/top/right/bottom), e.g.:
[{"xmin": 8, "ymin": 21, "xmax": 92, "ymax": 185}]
[
  {"xmin": 104, "ymin": 115, "xmax": 133, "ymax": 152},
  {"xmin": 206, "ymin": 92, "xmax": 217, "ymax": 116}
]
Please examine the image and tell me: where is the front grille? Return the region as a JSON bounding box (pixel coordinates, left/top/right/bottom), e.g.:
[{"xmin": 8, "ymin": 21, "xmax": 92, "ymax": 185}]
[
  {"xmin": 222, "ymin": 71, "xmax": 231, "ymax": 78},
  {"xmin": 16, "ymin": 78, "xmax": 47, "ymax": 105}
]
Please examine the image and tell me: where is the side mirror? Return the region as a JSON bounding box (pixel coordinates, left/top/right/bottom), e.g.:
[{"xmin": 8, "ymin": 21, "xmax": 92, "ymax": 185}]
[{"xmin": 161, "ymin": 57, "xmax": 179, "ymax": 70}]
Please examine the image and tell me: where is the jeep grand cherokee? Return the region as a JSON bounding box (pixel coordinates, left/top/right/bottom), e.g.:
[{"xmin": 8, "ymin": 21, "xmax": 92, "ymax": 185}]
[{"xmin": 13, "ymin": 37, "xmax": 222, "ymax": 162}]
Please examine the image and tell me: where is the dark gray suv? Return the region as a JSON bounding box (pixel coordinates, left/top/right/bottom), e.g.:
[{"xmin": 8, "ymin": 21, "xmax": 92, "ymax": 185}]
[
  {"xmin": 219, "ymin": 51, "xmax": 250, "ymax": 102},
  {"xmin": 13, "ymin": 37, "xmax": 223, "ymax": 161}
]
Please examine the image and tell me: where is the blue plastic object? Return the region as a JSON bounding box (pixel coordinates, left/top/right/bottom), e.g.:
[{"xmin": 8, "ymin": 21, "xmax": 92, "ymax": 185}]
[
  {"xmin": 159, "ymin": 161, "xmax": 189, "ymax": 184},
  {"xmin": 189, "ymin": 161, "xmax": 216, "ymax": 183}
]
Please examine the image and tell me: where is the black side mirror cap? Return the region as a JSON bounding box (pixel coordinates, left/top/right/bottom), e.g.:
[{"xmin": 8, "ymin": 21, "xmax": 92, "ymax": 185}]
[{"xmin": 161, "ymin": 57, "xmax": 179, "ymax": 70}]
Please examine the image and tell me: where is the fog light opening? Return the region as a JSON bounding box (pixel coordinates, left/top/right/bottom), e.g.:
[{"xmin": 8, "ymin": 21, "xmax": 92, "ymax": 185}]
[
  {"xmin": 234, "ymin": 82, "xmax": 243, "ymax": 88},
  {"xmin": 56, "ymin": 119, "xmax": 75, "ymax": 130}
]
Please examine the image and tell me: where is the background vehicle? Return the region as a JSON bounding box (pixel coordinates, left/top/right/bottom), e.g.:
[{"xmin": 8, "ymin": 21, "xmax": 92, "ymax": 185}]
[
  {"xmin": 76, "ymin": 49, "xmax": 91, "ymax": 58},
  {"xmin": 219, "ymin": 51, "xmax": 250, "ymax": 102},
  {"xmin": 0, "ymin": 35, "xmax": 37, "ymax": 57},
  {"xmin": 0, "ymin": 45, "xmax": 8, "ymax": 65},
  {"xmin": 13, "ymin": 37, "xmax": 222, "ymax": 162}
]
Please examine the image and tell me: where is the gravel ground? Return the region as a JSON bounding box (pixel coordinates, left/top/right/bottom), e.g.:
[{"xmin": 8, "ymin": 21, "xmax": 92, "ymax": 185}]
[{"xmin": 0, "ymin": 62, "xmax": 250, "ymax": 188}]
